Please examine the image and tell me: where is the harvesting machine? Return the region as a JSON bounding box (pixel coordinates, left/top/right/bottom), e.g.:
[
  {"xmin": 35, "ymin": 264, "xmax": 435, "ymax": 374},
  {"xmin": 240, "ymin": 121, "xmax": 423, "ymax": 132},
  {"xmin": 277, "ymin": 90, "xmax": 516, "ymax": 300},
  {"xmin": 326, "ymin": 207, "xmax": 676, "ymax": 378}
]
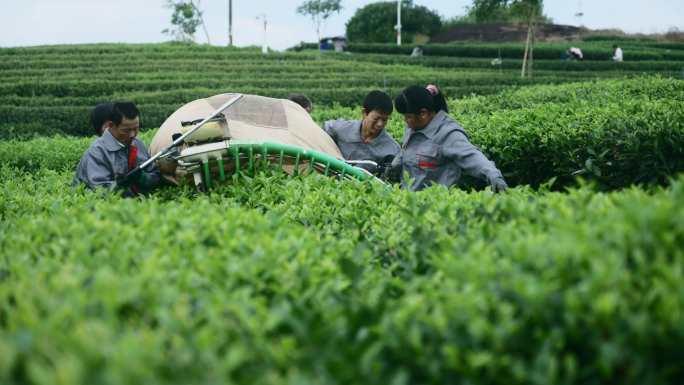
[{"xmin": 145, "ymin": 93, "xmax": 378, "ymax": 190}]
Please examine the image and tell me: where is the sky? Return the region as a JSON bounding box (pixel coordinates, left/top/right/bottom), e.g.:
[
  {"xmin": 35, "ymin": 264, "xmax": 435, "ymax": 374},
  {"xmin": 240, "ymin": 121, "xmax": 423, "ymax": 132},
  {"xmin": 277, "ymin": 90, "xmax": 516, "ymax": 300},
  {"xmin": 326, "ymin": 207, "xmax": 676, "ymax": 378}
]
[{"xmin": 1, "ymin": 0, "xmax": 682, "ymax": 50}]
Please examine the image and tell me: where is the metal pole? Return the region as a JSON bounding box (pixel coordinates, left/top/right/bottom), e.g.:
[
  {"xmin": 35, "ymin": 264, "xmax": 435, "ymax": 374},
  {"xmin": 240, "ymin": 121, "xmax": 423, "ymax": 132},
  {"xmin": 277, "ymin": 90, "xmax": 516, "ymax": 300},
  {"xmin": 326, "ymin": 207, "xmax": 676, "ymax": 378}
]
[
  {"xmin": 228, "ymin": 0, "xmax": 233, "ymax": 46},
  {"xmin": 256, "ymin": 14, "xmax": 268, "ymax": 54},
  {"xmin": 262, "ymin": 15, "xmax": 268, "ymax": 54},
  {"xmin": 396, "ymin": 1, "xmax": 402, "ymax": 46},
  {"xmin": 135, "ymin": 94, "xmax": 244, "ymax": 171}
]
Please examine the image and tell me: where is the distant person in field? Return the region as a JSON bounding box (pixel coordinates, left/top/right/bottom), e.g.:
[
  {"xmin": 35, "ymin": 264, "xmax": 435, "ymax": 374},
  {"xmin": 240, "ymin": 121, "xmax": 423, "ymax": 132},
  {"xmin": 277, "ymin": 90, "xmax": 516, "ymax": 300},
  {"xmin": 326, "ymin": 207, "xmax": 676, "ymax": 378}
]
[
  {"xmin": 90, "ymin": 102, "xmax": 113, "ymax": 136},
  {"xmin": 323, "ymin": 90, "xmax": 400, "ymax": 174},
  {"xmin": 74, "ymin": 102, "xmax": 160, "ymax": 196},
  {"xmin": 288, "ymin": 93, "xmax": 313, "ymax": 114},
  {"xmin": 388, "ymin": 85, "xmax": 507, "ymax": 192},
  {"xmin": 567, "ymin": 47, "xmax": 584, "ymax": 61},
  {"xmin": 612, "ymin": 44, "xmax": 624, "ymax": 62}
]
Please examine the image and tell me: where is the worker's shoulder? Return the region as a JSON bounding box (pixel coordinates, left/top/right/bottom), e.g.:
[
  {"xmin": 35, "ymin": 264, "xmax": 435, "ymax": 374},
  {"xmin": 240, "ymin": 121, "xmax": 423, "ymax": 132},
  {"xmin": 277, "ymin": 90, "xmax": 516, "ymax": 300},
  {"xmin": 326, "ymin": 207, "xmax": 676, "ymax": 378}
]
[
  {"xmin": 378, "ymin": 130, "xmax": 401, "ymax": 148},
  {"xmin": 83, "ymin": 136, "xmax": 110, "ymax": 155},
  {"xmin": 323, "ymin": 119, "xmax": 361, "ymax": 141},
  {"xmin": 324, "ymin": 119, "xmax": 359, "ymax": 132},
  {"xmin": 76, "ymin": 138, "xmax": 109, "ymax": 169},
  {"xmin": 434, "ymin": 113, "xmax": 468, "ymax": 141}
]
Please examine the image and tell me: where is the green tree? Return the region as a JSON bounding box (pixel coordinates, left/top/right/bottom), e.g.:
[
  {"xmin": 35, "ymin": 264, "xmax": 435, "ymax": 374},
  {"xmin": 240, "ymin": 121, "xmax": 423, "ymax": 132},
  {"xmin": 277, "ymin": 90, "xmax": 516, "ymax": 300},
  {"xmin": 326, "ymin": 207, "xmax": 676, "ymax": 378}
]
[
  {"xmin": 440, "ymin": 14, "xmax": 478, "ymax": 29},
  {"xmin": 162, "ymin": 1, "xmax": 210, "ymax": 44},
  {"xmin": 467, "ymin": 0, "xmax": 550, "ymax": 23},
  {"xmin": 346, "ymin": 1, "xmax": 442, "ymax": 43},
  {"xmin": 297, "ymin": 0, "xmax": 343, "ymax": 49}
]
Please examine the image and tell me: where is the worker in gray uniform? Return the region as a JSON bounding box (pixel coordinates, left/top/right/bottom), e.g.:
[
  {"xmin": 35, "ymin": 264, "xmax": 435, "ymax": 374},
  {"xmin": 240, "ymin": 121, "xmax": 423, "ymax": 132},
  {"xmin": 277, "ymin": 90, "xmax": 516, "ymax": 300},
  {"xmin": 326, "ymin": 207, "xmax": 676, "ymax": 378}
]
[
  {"xmin": 323, "ymin": 90, "xmax": 400, "ymax": 174},
  {"xmin": 389, "ymin": 85, "xmax": 508, "ymax": 192},
  {"xmin": 73, "ymin": 101, "xmax": 160, "ymax": 196}
]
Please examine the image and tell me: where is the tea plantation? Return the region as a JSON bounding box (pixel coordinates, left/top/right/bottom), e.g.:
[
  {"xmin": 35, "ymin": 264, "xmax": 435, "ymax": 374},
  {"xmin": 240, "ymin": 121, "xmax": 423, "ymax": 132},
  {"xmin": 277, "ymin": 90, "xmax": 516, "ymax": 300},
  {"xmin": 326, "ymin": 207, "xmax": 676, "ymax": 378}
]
[{"xmin": 1, "ymin": 43, "xmax": 683, "ymax": 385}]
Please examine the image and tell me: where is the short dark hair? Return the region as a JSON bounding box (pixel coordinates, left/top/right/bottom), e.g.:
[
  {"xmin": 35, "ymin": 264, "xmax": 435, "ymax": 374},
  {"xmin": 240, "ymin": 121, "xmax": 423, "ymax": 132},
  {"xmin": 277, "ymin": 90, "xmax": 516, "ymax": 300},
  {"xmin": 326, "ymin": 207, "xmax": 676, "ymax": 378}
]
[
  {"xmin": 90, "ymin": 103, "xmax": 113, "ymax": 136},
  {"xmin": 362, "ymin": 90, "xmax": 393, "ymax": 114},
  {"xmin": 111, "ymin": 102, "xmax": 140, "ymax": 126},
  {"xmin": 287, "ymin": 93, "xmax": 312, "ymax": 110},
  {"xmin": 394, "ymin": 85, "xmax": 435, "ymax": 114}
]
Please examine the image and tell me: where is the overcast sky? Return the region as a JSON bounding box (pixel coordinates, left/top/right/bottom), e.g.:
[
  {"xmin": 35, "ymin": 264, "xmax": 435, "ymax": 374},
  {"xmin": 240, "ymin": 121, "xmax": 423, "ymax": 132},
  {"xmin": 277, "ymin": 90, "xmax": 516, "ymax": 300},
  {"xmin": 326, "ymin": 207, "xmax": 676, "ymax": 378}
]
[{"xmin": 1, "ymin": 0, "xmax": 682, "ymax": 50}]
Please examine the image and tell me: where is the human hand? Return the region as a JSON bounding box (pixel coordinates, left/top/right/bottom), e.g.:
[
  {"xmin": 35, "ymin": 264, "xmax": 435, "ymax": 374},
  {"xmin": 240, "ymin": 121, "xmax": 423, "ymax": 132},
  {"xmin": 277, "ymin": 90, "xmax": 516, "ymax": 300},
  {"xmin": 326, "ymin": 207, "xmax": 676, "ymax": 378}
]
[
  {"xmin": 115, "ymin": 168, "xmax": 142, "ymax": 188},
  {"xmin": 490, "ymin": 177, "xmax": 508, "ymax": 193}
]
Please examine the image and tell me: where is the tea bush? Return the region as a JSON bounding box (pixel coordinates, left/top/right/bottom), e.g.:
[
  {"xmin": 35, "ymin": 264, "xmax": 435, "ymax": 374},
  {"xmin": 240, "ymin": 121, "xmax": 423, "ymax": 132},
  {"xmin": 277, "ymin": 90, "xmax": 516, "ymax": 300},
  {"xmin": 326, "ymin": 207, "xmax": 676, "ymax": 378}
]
[
  {"xmin": 2, "ymin": 77, "xmax": 682, "ymax": 190},
  {"xmin": 1, "ymin": 43, "xmax": 681, "ymax": 139},
  {"xmin": 346, "ymin": 42, "xmax": 684, "ymax": 61},
  {"xmin": 2, "ymin": 40, "xmax": 683, "ymax": 385},
  {"xmin": 1, "ymin": 166, "xmax": 683, "ymax": 385},
  {"xmin": 455, "ymin": 77, "xmax": 684, "ymax": 189}
]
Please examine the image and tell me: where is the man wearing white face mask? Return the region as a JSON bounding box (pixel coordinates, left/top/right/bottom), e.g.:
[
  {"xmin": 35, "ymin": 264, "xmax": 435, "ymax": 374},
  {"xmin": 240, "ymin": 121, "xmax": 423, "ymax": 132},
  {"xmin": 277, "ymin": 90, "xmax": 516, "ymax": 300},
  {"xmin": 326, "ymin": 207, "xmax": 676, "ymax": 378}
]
[{"xmin": 322, "ymin": 90, "xmax": 400, "ymax": 173}]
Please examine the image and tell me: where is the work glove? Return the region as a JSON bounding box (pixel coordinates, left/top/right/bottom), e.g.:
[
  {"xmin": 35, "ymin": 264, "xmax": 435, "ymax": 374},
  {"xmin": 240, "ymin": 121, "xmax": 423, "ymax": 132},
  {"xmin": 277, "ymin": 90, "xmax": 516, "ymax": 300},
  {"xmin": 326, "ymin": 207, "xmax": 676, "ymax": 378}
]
[
  {"xmin": 382, "ymin": 155, "xmax": 402, "ymax": 183},
  {"xmin": 115, "ymin": 168, "xmax": 142, "ymax": 188},
  {"xmin": 489, "ymin": 176, "xmax": 508, "ymax": 193},
  {"xmin": 375, "ymin": 155, "xmax": 395, "ymax": 176}
]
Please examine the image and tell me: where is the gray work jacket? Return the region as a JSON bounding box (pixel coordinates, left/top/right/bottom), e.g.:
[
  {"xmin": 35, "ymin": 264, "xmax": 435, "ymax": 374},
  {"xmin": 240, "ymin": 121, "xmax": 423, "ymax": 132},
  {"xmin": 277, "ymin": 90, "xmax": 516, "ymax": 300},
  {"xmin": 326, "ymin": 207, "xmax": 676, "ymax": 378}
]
[
  {"xmin": 392, "ymin": 110, "xmax": 503, "ymax": 191},
  {"xmin": 73, "ymin": 131, "xmax": 160, "ymax": 193},
  {"xmin": 323, "ymin": 119, "xmax": 400, "ymax": 166}
]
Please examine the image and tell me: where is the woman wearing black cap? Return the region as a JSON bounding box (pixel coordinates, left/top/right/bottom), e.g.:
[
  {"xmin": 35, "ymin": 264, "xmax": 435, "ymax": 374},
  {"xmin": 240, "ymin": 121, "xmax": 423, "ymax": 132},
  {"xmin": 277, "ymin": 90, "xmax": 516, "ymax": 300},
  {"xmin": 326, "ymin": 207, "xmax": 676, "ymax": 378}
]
[{"xmin": 389, "ymin": 85, "xmax": 507, "ymax": 192}]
